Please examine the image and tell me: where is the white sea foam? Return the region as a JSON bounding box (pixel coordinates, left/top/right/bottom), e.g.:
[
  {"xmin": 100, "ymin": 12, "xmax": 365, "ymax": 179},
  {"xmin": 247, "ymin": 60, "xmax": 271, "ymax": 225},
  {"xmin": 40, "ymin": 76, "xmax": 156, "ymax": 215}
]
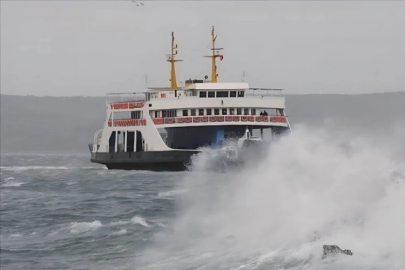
[
  {"xmin": 109, "ymin": 220, "xmax": 129, "ymax": 226},
  {"xmin": 131, "ymin": 216, "xmax": 150, "ymax": 227},
  {"xmin": 137, "ymin": 125, "xmax": 405, "ymax": 269},
  {"xmin": 4, "ymin": 177, "xmax": 15, "ymax": 181},
  {"xmin": 70, "ymin": 220, "xmax": 102, "ymax": 234},
  {"xmin": 111, "ymin": 229, "xmax": 127, "ymax": 236},
  {"xmin": 157, "ymin": 189, "xmax": 186, "ymax": 198},
  {"xmin": 2, "ymin": 182, "xmax": 24, "ymax": 187}
]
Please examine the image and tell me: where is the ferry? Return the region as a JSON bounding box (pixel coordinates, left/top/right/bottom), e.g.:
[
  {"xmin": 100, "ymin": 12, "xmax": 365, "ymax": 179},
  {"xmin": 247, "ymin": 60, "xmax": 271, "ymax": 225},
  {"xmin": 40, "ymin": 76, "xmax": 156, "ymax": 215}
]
[{"xmin": 89, "ymin": 27, "xmax": 291, "ymax": 171}]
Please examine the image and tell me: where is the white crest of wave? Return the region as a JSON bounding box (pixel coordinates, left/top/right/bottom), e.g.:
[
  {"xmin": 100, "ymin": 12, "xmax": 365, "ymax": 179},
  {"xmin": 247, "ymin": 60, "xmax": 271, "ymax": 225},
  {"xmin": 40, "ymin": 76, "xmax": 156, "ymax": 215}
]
[
  {"xmin": 2, "ymin": 182, "xmax": 24, "ymax": 187},
  {"xmin": 70, "ymin": 220, "xmax": 102, "ymax": 234},
  {"xmin": 158, "ymin": 189, "xmax": 186, "ymax": 198},
  {"xmin": 111, "ymin": 229, "xmax": 127, "ymax": 236},
  {"xmin": 138, "ymin": 125, "xmax": 405, "ymax": 269},
  {"xmin": 131, "ymin": 216, "xmax": 150, "ymax": 227}
]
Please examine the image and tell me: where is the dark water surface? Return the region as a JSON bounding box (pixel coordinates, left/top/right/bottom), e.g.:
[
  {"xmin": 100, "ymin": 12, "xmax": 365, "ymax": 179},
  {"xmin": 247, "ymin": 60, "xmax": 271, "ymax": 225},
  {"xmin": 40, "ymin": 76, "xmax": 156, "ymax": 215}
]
[{"xmin": 1, "ymin": 154, "xmax": 183, "ymax": 269}]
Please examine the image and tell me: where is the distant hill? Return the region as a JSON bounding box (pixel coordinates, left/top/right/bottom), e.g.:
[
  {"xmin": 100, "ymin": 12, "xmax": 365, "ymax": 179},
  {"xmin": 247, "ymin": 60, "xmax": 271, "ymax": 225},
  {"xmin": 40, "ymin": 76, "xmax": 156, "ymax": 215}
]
[{"xmin": 1, "ymin": 92, "xmax": 404, "ymax": 153}]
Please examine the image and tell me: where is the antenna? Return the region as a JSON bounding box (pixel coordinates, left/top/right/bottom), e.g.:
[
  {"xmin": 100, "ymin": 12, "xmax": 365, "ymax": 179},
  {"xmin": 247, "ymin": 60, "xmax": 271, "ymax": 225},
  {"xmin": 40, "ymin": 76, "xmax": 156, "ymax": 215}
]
[
  {"xmin": 145, "ymin": 74, "xmax": 148, "ymax": 87},
  {"xmin": 242, "ymin": 71, "xmax": 245, "ymax": 82}
]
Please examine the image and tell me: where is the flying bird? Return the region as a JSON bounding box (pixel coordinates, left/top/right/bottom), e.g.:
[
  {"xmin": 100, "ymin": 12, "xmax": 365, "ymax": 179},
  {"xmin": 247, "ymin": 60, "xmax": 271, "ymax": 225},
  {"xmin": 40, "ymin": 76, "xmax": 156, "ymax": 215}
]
[{"xmin": 132, "ymin": 1, "xmax": 144, "ymax": 6}]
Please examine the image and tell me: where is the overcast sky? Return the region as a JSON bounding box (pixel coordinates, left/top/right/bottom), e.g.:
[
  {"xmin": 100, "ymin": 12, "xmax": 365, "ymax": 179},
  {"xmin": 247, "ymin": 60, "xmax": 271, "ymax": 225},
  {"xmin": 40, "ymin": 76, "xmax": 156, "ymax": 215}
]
[{"xmin": 1, "ymin": 1, "xmax": 404, "ymax": 96}]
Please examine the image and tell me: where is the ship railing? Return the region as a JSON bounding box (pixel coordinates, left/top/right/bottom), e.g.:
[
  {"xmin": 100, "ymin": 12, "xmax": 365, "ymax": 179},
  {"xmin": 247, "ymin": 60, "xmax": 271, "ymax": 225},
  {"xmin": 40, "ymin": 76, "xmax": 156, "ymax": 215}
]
[
  {"xmin": 151, "ymin": 115, "xmax": 288, "ymax": 125},
  {"xmin": 245, "ymin": 88, "xmax": 284, "ymax": 97},
  {"xmin": 105, "ymin": 92, "xmax": 147, "ymax": 104},
  {"xmin": 92, "ymin": 129, "xmax": 103, "ymax": 152}
]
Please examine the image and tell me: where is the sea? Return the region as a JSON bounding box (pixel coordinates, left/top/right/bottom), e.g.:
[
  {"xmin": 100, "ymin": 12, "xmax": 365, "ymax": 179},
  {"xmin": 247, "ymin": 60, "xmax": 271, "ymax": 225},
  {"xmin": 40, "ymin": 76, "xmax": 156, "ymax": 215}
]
[{"xmin": 1, "ymin": 126, "xmax": 405, "ymax": 270}]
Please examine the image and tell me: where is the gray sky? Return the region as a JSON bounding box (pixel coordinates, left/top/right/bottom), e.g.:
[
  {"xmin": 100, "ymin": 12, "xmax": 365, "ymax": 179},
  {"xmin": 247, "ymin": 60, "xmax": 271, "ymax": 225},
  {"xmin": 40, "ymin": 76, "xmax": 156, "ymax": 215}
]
[{"xmin": 1, "ymin": 1, "xmax": 404, "ymax": 96}]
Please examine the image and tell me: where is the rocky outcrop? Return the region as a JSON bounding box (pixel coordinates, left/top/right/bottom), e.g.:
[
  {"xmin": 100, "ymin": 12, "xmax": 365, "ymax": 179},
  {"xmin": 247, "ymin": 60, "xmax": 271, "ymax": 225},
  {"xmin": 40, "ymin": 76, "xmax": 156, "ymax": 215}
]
[{"xmin": 322, "ymin": 245, "xmax": 353, "ymax": 259}]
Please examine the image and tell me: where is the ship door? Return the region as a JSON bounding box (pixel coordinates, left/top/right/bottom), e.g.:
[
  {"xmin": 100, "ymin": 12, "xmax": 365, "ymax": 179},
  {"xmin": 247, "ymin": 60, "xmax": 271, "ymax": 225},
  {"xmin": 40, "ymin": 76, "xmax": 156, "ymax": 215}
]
[
  {"xmin": 136, "ymin": 131, "xmax": 143, "ymax": 152},
  {"xmin": 127, "ymin": 132, "xmax": 135, "ymax": 152},
  {"xmin": 108, "ymin": 131, "xmax": 116, "ymax": 153}
]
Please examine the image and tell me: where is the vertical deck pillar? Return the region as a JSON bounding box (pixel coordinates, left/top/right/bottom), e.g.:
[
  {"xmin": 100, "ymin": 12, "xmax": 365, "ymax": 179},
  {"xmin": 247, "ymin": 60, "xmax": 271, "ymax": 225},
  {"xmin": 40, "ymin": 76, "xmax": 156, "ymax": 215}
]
[
  {"xmin": 124, "ymin": 131, "xmax": 127, "ymax": 152},
  {"xmin": 134, "ymin": 131, "xmax": 137, "ymax": 152},
  {"xmin": 114, "ymin": 131, "xmax": 118, "ymax": 152}
]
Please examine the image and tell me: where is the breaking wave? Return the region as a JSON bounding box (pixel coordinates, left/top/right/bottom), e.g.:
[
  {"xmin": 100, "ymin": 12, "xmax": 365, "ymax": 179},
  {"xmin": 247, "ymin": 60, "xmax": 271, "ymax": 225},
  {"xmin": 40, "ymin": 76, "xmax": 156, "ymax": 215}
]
[
  {"xmin": 70, "ymin": 220, "xmax": 102, "ymax": 234},
  {"xmin": 131, "ymin": 216, "xmax": 150, "ymax": 227},
  {"xmin": 137, "ymin": 125, "xmax": 405, "ymax": 269}
]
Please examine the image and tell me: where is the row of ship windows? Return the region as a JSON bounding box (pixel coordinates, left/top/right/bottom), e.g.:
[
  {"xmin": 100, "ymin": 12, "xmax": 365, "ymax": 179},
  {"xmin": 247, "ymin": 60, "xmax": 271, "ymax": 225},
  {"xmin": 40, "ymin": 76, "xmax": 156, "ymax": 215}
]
[
  {"xmin": 199, "ymin": 91, "xmax": 244, "ymax": 98},
  {"xmin": 151, "ymin": 108, "xmax": 259, "ymax": 118}
]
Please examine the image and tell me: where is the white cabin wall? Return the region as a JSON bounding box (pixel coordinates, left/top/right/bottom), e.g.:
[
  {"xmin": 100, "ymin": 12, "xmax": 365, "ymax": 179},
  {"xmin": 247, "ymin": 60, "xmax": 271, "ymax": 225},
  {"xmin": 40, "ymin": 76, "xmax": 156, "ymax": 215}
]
[{"xmin": 148, "ymin": 96, "xmax": 285, "ymax": 111}]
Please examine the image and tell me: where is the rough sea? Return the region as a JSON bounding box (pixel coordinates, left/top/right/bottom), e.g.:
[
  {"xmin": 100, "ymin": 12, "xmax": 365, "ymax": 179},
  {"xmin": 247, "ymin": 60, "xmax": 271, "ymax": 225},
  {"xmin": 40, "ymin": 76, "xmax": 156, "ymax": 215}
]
[{"xmin": 1, "ymin": 126, "xmax": 405, "ymax": 270}]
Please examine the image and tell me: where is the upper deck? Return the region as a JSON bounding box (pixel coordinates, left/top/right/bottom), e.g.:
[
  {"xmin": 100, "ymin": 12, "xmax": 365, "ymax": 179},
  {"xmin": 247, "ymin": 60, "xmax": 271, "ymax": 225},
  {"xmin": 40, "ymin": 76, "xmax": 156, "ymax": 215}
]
[{"xmin": 106, "ymin": 82, "xmax": 285, "ymax": 109}]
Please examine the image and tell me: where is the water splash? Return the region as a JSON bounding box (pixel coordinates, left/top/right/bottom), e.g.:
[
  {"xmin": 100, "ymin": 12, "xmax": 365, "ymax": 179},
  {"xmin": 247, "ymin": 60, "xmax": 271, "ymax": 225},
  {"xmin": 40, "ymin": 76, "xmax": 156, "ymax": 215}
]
[{"xmin": 137, "ymin": 125, "xmax": 405, "ymax": 269}]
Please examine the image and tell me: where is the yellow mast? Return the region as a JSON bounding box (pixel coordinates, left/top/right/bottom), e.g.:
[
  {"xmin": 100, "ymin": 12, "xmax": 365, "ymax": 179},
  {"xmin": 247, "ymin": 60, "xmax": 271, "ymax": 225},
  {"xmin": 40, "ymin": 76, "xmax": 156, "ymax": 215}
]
[
  {"xmin": 204, "ymin": 26, "xmax": 223, "ymax": 83},
  {"xmin": 167, "ymin": 32, "xmax": 182, "ymax": 89}
]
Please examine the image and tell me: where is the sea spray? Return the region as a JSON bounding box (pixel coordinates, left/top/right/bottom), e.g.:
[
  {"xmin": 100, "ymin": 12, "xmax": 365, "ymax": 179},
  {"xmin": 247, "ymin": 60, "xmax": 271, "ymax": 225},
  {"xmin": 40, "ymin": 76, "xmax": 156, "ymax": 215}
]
[{"xmin": 137, "ymin": 125, "xmax": 405, "ymax": 269}]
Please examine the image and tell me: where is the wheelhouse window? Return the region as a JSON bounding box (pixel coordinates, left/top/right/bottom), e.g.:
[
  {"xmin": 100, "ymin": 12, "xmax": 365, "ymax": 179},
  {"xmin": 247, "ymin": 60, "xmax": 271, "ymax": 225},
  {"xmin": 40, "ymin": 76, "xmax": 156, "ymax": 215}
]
[
  {"xmin": 191, "ymin": 109, "xmax": 196, "ymax": 116},
  {"xmin": 216, "ymin": 91, "xmax": 229, "ymax": 98},
  {"xmin": 208, "ymin": 91, "xmax": 215, "ymax": 98},
  {"xmin": 244, "ymin": 109, "xmax": 249, "ymax": 115},
  {"xmin": 251, "ymin": 109, "xmax": 256, "ymax": 115},
  {"xmin": 198, "ymin": 109, "xmax": 204, "ymax": 116},
  {"xmin": 131, "ymin": 111, "xmax": 141, "ymax": 119},
  {"xmin": 214, "ymin": 109, "xmax": 220, "ymax": 115},
  {"xmin": 166, "ymin": 110, "xmax": 176, "ymax": 117},
  {"xmin": 154, "ymin": 111, "xmax": 160, "ymax": 118},
  {"xmin": 199, "ymin": 91, "xmax": 207, "ymax": 98},
  {"xmin": 222, "ymin": 108, "xmax": 227, "ymax": 115},
  {"xmin": 237, "ymin": 109, "xmax": 242, "ymax": 115},
  {"xmin": 238, "ymin": 91, "xmax": 245, "ymax": 97},
  {"xmin": 183, "ymin": 110, "xmax": 188, "ymax": 116},
  {"xmin": 230, "ymin": 91, "xmax": 237, "ymax": 97},
  {"xmin": 230, "ymin": 108, "xmax": 235, "ymax": 115},
  {"xmin": 207, "ymin": 109, "xmax": 212, "ymax": 115}
]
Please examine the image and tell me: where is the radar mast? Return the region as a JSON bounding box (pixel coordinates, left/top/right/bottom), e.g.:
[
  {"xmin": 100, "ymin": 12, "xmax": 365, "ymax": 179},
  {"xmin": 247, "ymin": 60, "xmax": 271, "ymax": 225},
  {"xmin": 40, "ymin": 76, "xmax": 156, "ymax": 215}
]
[
  {"xmin": 167, "ymin": 32, "xmax": 182, "ymax": 89},
  {"xmin": 204, "ymin": 26, "xmax": 223, "ymax": 83}
]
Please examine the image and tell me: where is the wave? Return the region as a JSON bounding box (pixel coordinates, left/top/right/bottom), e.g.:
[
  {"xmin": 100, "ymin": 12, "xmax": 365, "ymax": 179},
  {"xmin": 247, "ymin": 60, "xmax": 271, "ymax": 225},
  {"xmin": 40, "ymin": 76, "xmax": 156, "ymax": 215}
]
[
  {"xmin": 69, "ymin": 220, "xmax": 102, "ymax": 234},
  {"xmin": 131, "ymin": 216, "xmax": 150, "ymax": 227},
  {"xmin": 2, "ymin": 182, "xmax": 24, "ymax": 187},
  {"xmin": 136, "ymin": 125, "xmax": 405, "ymax": 269},
  {"xmin": 157, "ymin": 189, "xmax": 186, "ymax": 198},
  {"xmin": 111, "ymin": 229, "xmax": 128, "ymax": 236},
  {"xmin": 108, "ymin": 216, "xmax": 152, "ymax": 228},
  {"xmin": 0, "ymin": 166, "xmax": 98, "ymax": 172}
]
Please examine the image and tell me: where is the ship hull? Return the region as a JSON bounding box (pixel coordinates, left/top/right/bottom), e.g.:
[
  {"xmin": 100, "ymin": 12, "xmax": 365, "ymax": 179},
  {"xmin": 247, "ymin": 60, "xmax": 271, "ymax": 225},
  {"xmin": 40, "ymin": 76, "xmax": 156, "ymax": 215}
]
[{"xmin": 90, "ymin": 150, "xmax": 200, "ymax": 171}]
